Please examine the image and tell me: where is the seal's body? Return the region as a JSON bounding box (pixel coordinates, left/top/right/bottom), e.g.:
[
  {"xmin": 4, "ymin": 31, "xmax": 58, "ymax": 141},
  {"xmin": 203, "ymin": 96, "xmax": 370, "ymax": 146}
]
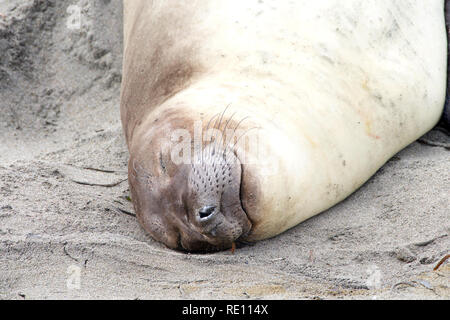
[{"xmin": 120, "ymin": 0, "xmax": 447, "ymax": 251}]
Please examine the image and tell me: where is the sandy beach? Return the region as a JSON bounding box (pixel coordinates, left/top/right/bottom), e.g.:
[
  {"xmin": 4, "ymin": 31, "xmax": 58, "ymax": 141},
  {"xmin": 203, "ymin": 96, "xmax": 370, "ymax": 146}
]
[{"xmin": 0, "ymin": 0, "xmax": 448, "ymax": 299}]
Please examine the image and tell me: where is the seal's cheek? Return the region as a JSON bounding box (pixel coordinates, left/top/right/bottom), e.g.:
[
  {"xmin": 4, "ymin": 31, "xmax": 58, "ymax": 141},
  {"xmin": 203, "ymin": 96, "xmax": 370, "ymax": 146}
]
[
  {"xmin": 128, "ymin": 157, "xmax": 182, "ymax": 249},
  {"xmin": 128, "ymin": 156, "xmax": 211, "ymax": 251}
]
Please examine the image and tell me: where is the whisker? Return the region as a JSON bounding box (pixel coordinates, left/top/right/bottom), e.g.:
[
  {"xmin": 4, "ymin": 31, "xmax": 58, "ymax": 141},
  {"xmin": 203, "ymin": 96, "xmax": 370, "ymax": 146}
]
[
  {"xmin": 225, "ymin": 126, "xmax": 260, "ymax": 165},
  {"xmin": 203, "ymin": 112, "xmax": 220, "ymax": 163},
  {"xmin": 218, "ymin": 110, "xmax": 237, "ymax": 158},
  {"xmin": 211, "ymin": 103, "xmax": 231, "ymax": 160},
  {"xmin": 223, "ymin": 116, "xmax": 250, "ymax": 158}
]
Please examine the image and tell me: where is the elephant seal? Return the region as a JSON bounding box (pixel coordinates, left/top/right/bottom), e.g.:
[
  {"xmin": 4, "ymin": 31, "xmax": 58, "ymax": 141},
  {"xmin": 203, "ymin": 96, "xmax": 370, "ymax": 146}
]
[{"xmin": 120, "ymin": 0, "xmax": 448, "ymax": 252}]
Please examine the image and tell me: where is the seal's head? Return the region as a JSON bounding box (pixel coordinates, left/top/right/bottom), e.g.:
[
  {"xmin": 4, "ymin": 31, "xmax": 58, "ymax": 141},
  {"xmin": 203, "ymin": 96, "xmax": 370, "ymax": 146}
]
[{"xmin": 128, "ymin": 117, "xmax": 253, "ymax": 252}]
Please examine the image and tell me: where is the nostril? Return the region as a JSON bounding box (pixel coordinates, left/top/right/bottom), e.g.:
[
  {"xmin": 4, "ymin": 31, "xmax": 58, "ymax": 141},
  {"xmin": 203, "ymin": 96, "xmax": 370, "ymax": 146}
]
[{"xmin": 198, "ymin": 205, "xmax": 216, "ymax": 219}]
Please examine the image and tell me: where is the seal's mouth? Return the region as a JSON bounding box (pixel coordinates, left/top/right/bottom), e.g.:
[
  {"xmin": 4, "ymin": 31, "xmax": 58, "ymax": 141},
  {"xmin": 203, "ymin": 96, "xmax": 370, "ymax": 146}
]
[{"xmin": 178, "ymin": 191, "xmax": 252, "ymax": 252}]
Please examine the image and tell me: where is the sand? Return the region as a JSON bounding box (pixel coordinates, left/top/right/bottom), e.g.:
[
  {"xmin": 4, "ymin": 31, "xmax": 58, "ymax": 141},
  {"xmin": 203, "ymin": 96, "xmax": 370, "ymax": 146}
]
[{"xmin": 0, "ymin": 0, "xmax": 448, "ymax": 300}]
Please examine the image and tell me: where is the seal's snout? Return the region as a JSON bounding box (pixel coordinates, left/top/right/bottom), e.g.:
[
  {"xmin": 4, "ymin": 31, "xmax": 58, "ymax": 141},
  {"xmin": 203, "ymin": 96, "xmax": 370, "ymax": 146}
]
[
  {"xmin": 177, "ymin": 143, "xmax": 252, "ymax": 251},
  {"xmin": 198, "ymin": 205, "xmax": 216, "ymax": 220}
]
